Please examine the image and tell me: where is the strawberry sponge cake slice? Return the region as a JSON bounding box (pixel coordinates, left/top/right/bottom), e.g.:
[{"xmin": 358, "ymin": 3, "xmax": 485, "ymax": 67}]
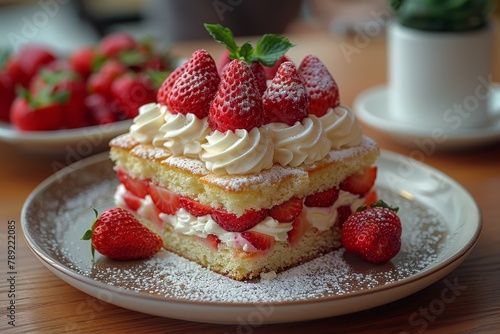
[{"xmin": 109, "ymin": 27, "xmax": 379, "ymax": 280}]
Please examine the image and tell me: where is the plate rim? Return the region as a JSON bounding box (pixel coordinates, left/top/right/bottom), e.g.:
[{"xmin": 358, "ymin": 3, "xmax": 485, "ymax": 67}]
[{"xmin": 21, "ymin": 150, "xmax": 482, "ymax": 310}]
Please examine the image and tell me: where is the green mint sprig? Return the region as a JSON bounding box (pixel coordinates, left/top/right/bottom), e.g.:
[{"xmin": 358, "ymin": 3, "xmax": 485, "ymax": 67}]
[{"xmin": 204, "ymin": 23, "xmax": 294, "ymax": 67}]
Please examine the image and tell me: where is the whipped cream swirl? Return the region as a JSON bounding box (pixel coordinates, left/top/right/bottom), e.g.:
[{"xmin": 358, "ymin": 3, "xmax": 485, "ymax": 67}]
[
  {"xmin": 320, "ymin": 107, "xmax": 362, "ymax": 149},
  {"xmin": 201, "ymin": 127, "xmax": 274, "ymax": 175},
  {"xmin": 154, "ymin": 112, "xmax": 211, "ymax": 158},
  {"xmin": 265, "ymin": 116, "xmax": 331, "ymax": 167},
  {"xmin": 130, "ymin": 103, "xmax": 167, "ymax": 143}
]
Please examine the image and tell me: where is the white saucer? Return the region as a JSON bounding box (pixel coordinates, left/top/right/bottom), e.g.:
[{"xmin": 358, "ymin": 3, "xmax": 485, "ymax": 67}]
[{"xmin": 354, "ymin": 84, "xmax": 500, "ymax": 150}]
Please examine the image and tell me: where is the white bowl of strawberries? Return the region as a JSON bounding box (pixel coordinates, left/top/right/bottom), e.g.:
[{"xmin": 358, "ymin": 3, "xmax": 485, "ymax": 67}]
[{"xmin": 0, "ymin": 32, "xmax": 172, "ymax": 157}]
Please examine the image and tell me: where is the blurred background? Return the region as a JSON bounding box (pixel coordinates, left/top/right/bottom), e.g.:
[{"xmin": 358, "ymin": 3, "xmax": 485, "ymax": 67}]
[{"xmin": 0, "ymin": 0, "xmax": 397, "ymax": 54}]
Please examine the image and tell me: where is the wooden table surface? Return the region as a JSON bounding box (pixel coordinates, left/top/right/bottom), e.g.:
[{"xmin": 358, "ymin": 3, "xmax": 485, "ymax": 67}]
[{"xmin": 1, "ymin": 26, "xmax": 500, "ymax": 334}]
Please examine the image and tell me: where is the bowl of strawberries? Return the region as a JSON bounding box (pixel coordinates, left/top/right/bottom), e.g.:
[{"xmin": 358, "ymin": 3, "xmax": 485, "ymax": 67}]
[{"xmin": 0, "ymin": 32, "xmax": 172, "ymax": 157}]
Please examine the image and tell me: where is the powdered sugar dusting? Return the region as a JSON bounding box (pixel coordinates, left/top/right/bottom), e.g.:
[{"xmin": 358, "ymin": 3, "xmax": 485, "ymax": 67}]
[{"xmin": 32, "ymin": 171, "xmax": 450, "ymax": 304}]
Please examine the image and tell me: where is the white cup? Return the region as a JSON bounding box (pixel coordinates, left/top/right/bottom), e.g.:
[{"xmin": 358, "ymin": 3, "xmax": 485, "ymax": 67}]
[{"xmin": 388, "ymin": 21, "xmax": 493, "ymax": 131}]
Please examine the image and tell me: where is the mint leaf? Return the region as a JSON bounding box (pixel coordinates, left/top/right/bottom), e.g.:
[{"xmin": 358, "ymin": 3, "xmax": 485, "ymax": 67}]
[
  {"xmin": 204, "ymin": 23, "xmax": 239, "ymax": 54},
  {"xmin": 204, "ymin": 23, "xmax": 294, "ymax": 67},
  {"xmin": 254, "ymin": 34, "xmax": 294, "ymax": 66}
]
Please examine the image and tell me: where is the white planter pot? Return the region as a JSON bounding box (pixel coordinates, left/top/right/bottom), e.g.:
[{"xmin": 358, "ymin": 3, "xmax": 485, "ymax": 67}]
[{"xmin": 388, "ymin": 21, "xmax": 493, "ymax": 130}]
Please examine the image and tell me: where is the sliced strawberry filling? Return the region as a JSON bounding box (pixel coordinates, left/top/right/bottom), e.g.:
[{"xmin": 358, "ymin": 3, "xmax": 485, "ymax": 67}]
[{"xmin": 115, "ymin": 167, "xmax": 377, "ymax": 251}]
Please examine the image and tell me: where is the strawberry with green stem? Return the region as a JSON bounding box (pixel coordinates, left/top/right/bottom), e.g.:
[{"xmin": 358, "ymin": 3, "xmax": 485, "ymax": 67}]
[
  {"xmin": 342, "ymin": 200, "xmax": 402, "ymax": 263},
  {"xmin": 82, "ymin": 208, "xmax": 163, "ymax": 260}
]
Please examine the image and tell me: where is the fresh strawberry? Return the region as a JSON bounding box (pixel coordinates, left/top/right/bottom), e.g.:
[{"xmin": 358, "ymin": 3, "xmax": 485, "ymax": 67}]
[
  {"xmin": 269, "ymin": 197, "xmax": 303, "ymax": 223},
  {"xmin": 179, "ymin": 197, "xmax": 213, "ymax": 217},
  {"xmin": 10, "ymin": 90, "xmax": 66, "ymax": 131},
  {"xmin": 111, "ymin": 73, "xmax": 156, "ymax": 119},
  {"xmin": 206, "ymin": 234, "xmax": 221, "ymax": 250},
  {"xmin": 211, "ymin": 208, "xmax": 267, "ymax": 232},
  {"xmin": 287, "ymin": 212, "xmax": 312, "ymax": 247},
  {"xmin": 84, "ymin": 93, "xmax": 118, "ymax": 125},
  {"xmin": 241, "ymin": 231, "xmax": 275, "ymax": 251},
  {"xmin": 69, "ymin": 46, "xmax": 95, "ymax": 79},
  {"xmin": 341, "ymin": 200, "xmax": 402, "ymax": 263},
  {"xmin": 6, "ymin": 45, "xmax": 56, "ymax": 88},
  {"xmin": 340, "ymin": 166, "xmax": 377, "ymax": 196},
  {"xmin": 87, "ymin": 60, "xmax": 128, "ymax": 99},
  {"xmin": 148, "ymin": 184, "xmax": 181, "ymax": 215},
  {"xmin": 0, "ymin": 51, "xmax": 16, "ymax": 122},
  {"xmin": 117, "ymin": 170, "xmax": 149, "ymax": 198},
  {"xmin": 364, "ymin": 189, "xmax": 379, "ymax": 206},
  {"xmin": 156, "ymin": 61, "xmax": 188, "ymax": 106},
  {"xmin": 30, "ymin": 68, "xmax": 87, "ymax": 129},
  {"xmin": 262, "ymin": 61, "xmax": 309, "ymax": 125},
  {"xmin": 298, "ymin": 54, "xmax": 340, "ymax": 117},
  {"xmin": 337, "ymin": 205, "xmax": 352, "ymax": 227},
  {"xmin": 208, "ymin": 59, "xmax": 263, "ymax": 133},
  {"xmin": 263, "ymin": 55, "xmax": 290, "ymax": 80},
  {"xmin": 122, "ymin": 191, "xmax": 143, "ymax": 211},
  {"xmin": 82, "ymin": 208, "xmax": 162, "ymax": 260},
  {"xmin": 99, "ymin": 32, "xmax": 136, "ymax": 58},
  {"xmin": 251, "ymin": 62, "xmax": 267, "ymax": 96},
  {"xmin": 304, "ymin": 186, "xmax": 339, "ymax": 208},
  {"xmin": 166, "ymin": 49, "xmax": 220, "ymax": 118}
]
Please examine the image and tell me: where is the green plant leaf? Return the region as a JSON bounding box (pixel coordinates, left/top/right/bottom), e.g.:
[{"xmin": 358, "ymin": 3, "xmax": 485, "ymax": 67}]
[
  {"xmin": 254, "ymin": 34, "xmax": 294, "ymax": 66},
  {"xmin": 204, "ymin": 23, "xmax": 239, "ymax": 54}
]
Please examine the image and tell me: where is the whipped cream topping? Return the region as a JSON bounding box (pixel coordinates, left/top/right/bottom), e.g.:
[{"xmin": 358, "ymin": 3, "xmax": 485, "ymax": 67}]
[
  {"xmin": 201, "ymin": 128, "xmax": 274, "ymax": 175},
  {"xmin": 156, "ymin": 112, "xmax": 211, "ymax": 158},
  {"xmin": 321, "ymin": 107, "xmax": 363, "ymax": 149},
  {"xmin": 265, "ymin": 116, "xmax": 330, "ymax": 167},
  {"xmin": 130, "ymin": 103, "xmax": 167, "ymax": 143},
  {"xmin": 128, "ymin": 103, "xmax": 364, "ymax": 175}
]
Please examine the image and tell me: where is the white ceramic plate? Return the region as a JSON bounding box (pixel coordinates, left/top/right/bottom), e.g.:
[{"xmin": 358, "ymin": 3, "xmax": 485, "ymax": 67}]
[
  {"xmin": 21, "ymin": 151, "xmax": 481, "ymax": 324},
  {"xmin": 354, "ymin": 84, "xmax": 500, "ymax": 150},
  {"xmin": 0, "ymin": 120, "xmax": 131, "ymax": 157}
]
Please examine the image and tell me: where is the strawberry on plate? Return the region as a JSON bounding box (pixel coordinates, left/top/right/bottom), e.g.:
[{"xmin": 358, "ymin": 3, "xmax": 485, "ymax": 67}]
[
  {"xmin": 208, "ymin": 59, "xmax": 263, "ymax": 133},
  {"xmin": 111, "ymin": 73, "xmax": 156, "ymax": 119},
  {"xmin": 263, "ymin": 61, "xmax": 309, "ymax": 125},
  {"xmin": 69, "ymin": 46, "xmax": 96, "ymax": 79},
  {"xmin": 341, "ymin": 200, "xmax": 402, "ymax": 263},
  {"xmin": 10, "ymin": 90, "xmax": 66, "ymax": 131},
  {"xmin": 148, "ymin": 184, "xmax": 181, "ymax": 215},
  {"xmin": 87, "ymin": 60, "xmax": 128, "ymax": 100},
  {"xmin": 340, "ymin": 166, "xmax": 377, "ymax": 196},
  {"xmin": 99, "ymin": 32, "xmax": 137, "ymax": 59},
  {"xmin": 166, "ymin": 49, "xmax": 220, "ymax": 119},
  {"xmin": 211, "ymin": 207, "xmax": 268, "ymax": 232},
  {"xmin": 298, "ymin": 54, "xmax": 340, "ymax": 117},
  {"xmin": 0, "ymin": 51, "xmax": 16, "ymax": 122},
  {"xmin": 81, "ymin": 208, "xmax": 162, "ymax": 260},
  {"xmin": 6, "ymin": 45, "xmax": 56, "ymax": 88}
]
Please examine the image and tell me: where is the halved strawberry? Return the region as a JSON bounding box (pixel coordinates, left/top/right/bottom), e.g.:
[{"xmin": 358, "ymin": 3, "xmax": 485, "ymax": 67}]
[
  {"xmin": 241, "ymin": 231, "xmax": 275, "ymax": 251},
  {"xmin": 340, "ymin": 166, "xmax": 377, "ymax": 196},
  {"xmin": 116, "ymin": 170, "xmax": 149, "ymax": 198},
  {"xmin": 206, "ymin": 234, "xmax": 221, "ymax": 250},
  {"xmin": 179, "ymin": 197, "xmax": 213, "ymax": 217},
  {"xmin": 269, "ymin": 197, "xmax": 303, "ymax": 223},
  {"xmin": 336, "ymin": 205, "xmax": 352, "ymax": 227},
  {"xmin": 304, "ymin": 187, "xmax": 339, "ymax": 208},
  {"xmin": 122, "ymin": 191, "xmax": 142, "ymax": 212},
  {"xmin": 148, "ymin": 184, "xmax": 181, "ymax": 215},
  {"xmin": 211, "ymin": 208, "xmax": 267, "ymax": 232},
  {"xmin": 287, "ymin": 212, "xmax": 312, "ymax": 247}
]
